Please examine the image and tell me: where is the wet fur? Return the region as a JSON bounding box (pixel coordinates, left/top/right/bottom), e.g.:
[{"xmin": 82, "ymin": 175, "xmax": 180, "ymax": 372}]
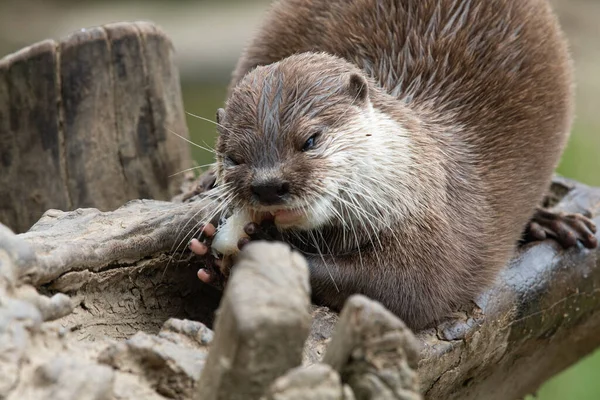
[{"xmin": 214, "ymin": 0, "xmax": 573, "ymax": 329}]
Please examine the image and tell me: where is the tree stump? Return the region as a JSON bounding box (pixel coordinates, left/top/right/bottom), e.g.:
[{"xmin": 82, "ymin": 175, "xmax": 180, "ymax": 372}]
[{"xmin": 0, "ymin": 21, "xmax": 191, "ymax": 234}]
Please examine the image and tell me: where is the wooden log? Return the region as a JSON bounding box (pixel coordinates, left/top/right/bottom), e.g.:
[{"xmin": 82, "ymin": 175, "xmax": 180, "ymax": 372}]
[
  {"xmin": 323, "ymin": 295, "xmax": 421, "ymax": 400},
  {"xmin": 0, "ymin": 40, "xmax": 69, "ymax": 235},
  {"xmin": 6, "ymin": 176, "xmax": 600, "ymax": 400},
  {"xmin": 0, "ymin": 22, "xmax": 191, "ymax": 234},
  {"xmin": 194, "ymin": 242, "xmax": 313, "ymax": 400},
  {"xmin": 263, "ymin": 364, "xmax": 354, "ymax": 400},
  {"xmin": 18, "ymin": 198, "xmax": 212, "ymax": 286}
]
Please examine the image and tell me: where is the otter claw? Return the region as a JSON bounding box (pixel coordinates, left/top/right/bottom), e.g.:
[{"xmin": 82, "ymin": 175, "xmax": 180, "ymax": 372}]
[
  {"xmin": 242, "ymin": 220, "xmax": 283, "ymax": 244},
  {"xmin": 523, "ymin": 207, "xmax": 598, "ymax": 249}
]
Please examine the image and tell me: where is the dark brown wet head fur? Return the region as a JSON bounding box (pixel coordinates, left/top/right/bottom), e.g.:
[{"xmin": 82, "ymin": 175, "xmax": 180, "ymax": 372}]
[
  {"xmin": 214, "ymin": 0, "xmax": 574, "ymax": 329},
  {"xmin": 215, "ymin": 55, "xmax": 373, "ymax": 216}
]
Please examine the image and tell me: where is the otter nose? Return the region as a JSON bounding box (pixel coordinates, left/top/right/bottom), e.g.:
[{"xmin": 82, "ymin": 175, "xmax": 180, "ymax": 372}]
[{"xmin": 251, "ymin": 179, "xmax": 290, "ymax": 205}]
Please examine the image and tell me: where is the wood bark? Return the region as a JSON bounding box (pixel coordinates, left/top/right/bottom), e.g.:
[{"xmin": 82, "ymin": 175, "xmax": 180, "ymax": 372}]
[
  {"xmin": 195, "ymin": 242, "xmax": 313, "ymax": 400},
  {"xmin": 0, "ymin": 22, "xmax": 190, "ymax": 234},
  {"xmin": 0, "ymin": 175, "xmax": 597, "ymax": 399}
]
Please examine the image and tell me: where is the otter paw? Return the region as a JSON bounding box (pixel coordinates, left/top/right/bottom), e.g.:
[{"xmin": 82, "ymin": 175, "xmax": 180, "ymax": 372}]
[
  {"xmin": 196, "ymin": 169, "xmax": 217, "ymax": 193},
  {"xmin": 238, "ymin": 218, "xmax": 284, "ymax": 251},
  {"xmin": 189, "ymin": 223, "xmax": 230, "ymax": 288},
  {"xmin": 181, "ymin": 169, "xmax": 217, "ymax": 202},
  {"xmin": 523, "ymin": 207, "xmax": 598, "ymax": 249}
]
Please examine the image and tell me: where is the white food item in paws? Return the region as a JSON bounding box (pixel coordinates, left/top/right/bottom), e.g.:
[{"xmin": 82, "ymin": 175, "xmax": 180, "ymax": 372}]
[{"xmin": 211, "ymin": 209, "xmax": 253, "ymax": 256}]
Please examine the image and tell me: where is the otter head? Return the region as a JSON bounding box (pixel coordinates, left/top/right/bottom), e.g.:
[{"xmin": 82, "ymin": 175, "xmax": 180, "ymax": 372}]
[{"xmin": 214, "ymin": 52, "xmax": 412, "ymax": 232}]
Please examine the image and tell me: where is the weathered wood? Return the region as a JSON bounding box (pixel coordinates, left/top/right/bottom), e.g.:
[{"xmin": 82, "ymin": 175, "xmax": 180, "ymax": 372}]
[
  {"xmin": 323, "ymin": 295, "xmax": 421, "ymax": 400},
  {"xmin": 263, "ymin": 364, "xmax": 354, "ymax": 400},
  {"xmin": 0, "ymin": 40, "xmax": 69, "ymax": 235},
  {"xmin": 1, "ymin": 176, "xmax": 598, "ymax": 400},
  {"xmin": 0, "ymin": 22, "xmax": 191, "ymax": 234},
  {"xmin": 133, "ymin": 21, "xmax": 191, "ymax": 199},
  {"xmin": 20, "ymin": 198, "xmax": 211, "ymax": 287},
  {"xmin": 194, "ymin": 242, "xmax": 313, "ymax": 400},
  {"xmin": 0, "ymin": 225, "xmax": 212, "ymax": 399}
]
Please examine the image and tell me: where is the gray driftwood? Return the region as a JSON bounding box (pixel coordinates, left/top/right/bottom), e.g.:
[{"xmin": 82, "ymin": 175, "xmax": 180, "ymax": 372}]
[
  {"xmin": 195, "ymin": 242, "xmax": 312, "ymax": 400},
  {"xmin": 0, "ymin": 21, "xmax": 190, "ymax": 234},
  {"xmin": 0, "ymin": 175, "xmax": 598, "ymax": 400},
  {"xmin": 324, "ymin": 296, "xmax": 421, "ymax": 400},
  {"xmin": 262, "ymin": 364, "xmax": 355, "ymax": 400}
]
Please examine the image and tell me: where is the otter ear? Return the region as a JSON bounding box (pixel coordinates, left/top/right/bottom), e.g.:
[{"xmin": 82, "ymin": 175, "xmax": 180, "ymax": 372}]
[
  {"xmin": 347, "ymin": 73, "xmax": 369, "ymax": 102},
  {"xmin": 216, "ymin": 108, "xmax": 226, "ymax": 124},
  {"xmin": 216, "ymin": 108, "xmax": 227, "ymax": 135}
]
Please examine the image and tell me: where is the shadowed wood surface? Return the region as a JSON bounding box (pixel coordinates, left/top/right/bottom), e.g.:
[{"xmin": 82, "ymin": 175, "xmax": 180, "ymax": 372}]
[{"xmin": 0, "ymin": 21, "xmax": 190, "ymax": 234}]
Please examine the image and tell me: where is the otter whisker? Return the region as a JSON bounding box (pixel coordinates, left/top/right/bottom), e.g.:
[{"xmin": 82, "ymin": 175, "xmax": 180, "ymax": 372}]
[
  {"xmin": 168, "ymin": 183, "xmax": 234, "ymax": 257},
  {"xmin": 334, "ymin": 188, "xmax": 387, "ymax": 262},
  {"xmin": 323, "ymin": 183, "xmax": 392, "ymax": 259},
  {"xmin": 167, "ymin": 128, "xmax": 220, "ymax": 156},
  {"xmin": 307, "ymin": 224, "xmax": 340, "ymax": 293},
  {"xmin": 318, "ymin": 195, "xmax": 350, "ymax": 249},
  {"xmin": 345, "ymin": 188, "xmax": 386, "ymax": 249},
  {"xmin": 315, "ymin": 227, "xmax": 344, "ymax": 290},
  {"xmin": 163, "ymin": 196, "xmax": 226, "ymax": 277},
  {"xmin": 168, "ymin": 189, "xmax": 233, "ymax": 258},
  {"xmin": 340, "ymin": 185, "xmax": 401, "ymax": 256},
  {"xmin": 184, "ymin": 190, "xmax": 237, "ymax": 254},
  {"xmin": 337, "ymin": 178, "xmax": 402, "ymax": 224},
  {"xmin": 344, "ymin": 200, "xmax": 366, "ymax": 272},
  {"xmin": 166, "ymin": 190, "xmax": 238, "ymax": 275},
  {"xmin": 329, "ymin": 187, "xmax": 394, "ymax": 234},
  {"xmin": 185, "ymin": 111, "xmax": 235, "ymax": 135},
  {"xmin": 336, "ymin": 183, "xmax": 407, "ymax": 255},
  {"xmin": 168, "ymin": 163, "xmax": 216, "ymax": 178}
]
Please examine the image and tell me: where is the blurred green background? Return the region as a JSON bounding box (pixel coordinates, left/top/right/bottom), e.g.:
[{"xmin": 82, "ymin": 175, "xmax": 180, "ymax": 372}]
[{"xmin": 1, "ymin": 1, "xmax": 598, "ymax": 398}]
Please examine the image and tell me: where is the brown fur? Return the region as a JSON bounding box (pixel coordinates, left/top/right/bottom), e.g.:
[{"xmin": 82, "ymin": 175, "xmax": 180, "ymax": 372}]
[{"xmin": 213, "ymin": 0, "xmax": 573, "ymax": 329}]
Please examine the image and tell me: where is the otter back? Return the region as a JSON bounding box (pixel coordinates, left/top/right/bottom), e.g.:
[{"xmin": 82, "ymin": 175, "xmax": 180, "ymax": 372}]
[{"xmin": 218, "ymin": 0, "xmax": 574, "ymax": 328}]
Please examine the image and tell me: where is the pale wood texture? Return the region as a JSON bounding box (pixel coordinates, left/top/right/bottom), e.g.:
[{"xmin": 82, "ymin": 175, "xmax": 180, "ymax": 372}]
[
  {"xmin": 10, "ymin": 176, "xmax": 599, "ymax": 400},
  {"xmin": 0, "ymin": 22, "xmax": 190, "ymax": 234}
]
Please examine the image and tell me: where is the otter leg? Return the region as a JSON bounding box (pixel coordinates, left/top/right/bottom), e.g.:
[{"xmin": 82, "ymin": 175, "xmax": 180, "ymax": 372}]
[
  {"xmin": 181, "ymin": 169, "xmax": 217, "ymax": 201},
  {"xmin": 189, "ymin": 218, "xmax": 283, "ymax": 287},
  {"xmin": 196, "ymin": 169, "xmax": 217, "ymax": 192},
  {"xmin": 240, "ymin": 218, "xmax": 284, "ymax": 246},
  {"xmin": 189, "ymin": 218, "xmax": 236, "ymax": 290},
  {"xmin": 522, "ymin": 207, "xmax": 598, "ymax": 249}
]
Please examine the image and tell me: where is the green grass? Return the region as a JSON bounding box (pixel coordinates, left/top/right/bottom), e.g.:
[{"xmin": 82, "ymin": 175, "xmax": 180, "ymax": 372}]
[
  {"xmin": 527, "ymin": 348, "xmax": 600, "ymax": 400},
  {"xmin": 557, "ymin": 120, "xmax": 600, "ymax": 187},
  {"xmin": 181, "ymin": 82, "xmax": 227, "ymax": 172},
  {"xmin": 180, "ymin": 81, "xmax": 600, "ymax": 400}
]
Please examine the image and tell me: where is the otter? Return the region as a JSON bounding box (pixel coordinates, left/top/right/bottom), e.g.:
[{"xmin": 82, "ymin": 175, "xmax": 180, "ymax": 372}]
[{"xmin": 188, "ymin": 0, "xmax": 597, "ymax": 330}]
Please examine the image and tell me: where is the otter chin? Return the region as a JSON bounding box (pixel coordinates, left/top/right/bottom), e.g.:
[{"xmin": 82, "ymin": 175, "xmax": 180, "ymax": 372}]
[
  {"xmin": 192, "ymin": 0, "xmax": 598, "ymax": 330},
  {"xmin": 271, "ymin": 209, "xmax": 307, "ymax": 226}
]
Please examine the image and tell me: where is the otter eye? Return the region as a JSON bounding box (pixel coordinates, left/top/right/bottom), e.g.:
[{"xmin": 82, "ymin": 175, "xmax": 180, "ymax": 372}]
[
  {"xmin": 301, "ymin": 135, "xmax": 317, "ymax": 152},
  {"xmin": 225, "ymin": 155, "xmax": 241, "ymax": 166}
]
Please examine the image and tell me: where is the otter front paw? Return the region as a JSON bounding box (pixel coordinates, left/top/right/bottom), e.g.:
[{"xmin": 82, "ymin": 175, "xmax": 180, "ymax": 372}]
[
  {"xmin": 189, "ymin": 223, "xmax": 231, "ymax": 289},
  {"xmin": 181, "ymin": 169, "xmax": 217, "ymax": 202},
  {"xmin": 190, "ymin": 216, "xmax": 286, "ymax": 288},
  {"xmin": 523, "ymin": 207, "xmax": 598, "ymax": 249},
  {"xmin": 239, "ymin": 217, "xmax": 285, "ymax": 249}
]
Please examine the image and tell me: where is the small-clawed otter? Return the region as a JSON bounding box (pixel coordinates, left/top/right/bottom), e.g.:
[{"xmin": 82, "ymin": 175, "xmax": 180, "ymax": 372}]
[{"xmin": 189, "ymin": 0, "xmax": 598, "ymax": 330}]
